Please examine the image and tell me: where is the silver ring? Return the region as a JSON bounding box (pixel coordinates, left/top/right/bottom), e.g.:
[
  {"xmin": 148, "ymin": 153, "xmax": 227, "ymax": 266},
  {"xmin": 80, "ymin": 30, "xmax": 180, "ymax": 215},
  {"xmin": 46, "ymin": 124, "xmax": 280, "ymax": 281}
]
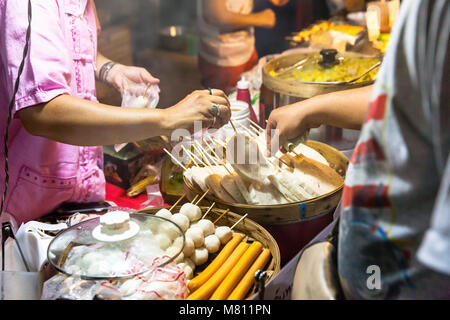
[
  {"xmin": 208, "ymin": 87, "xmax": 213, "ymax": 95},
  {"xmin": 212, "ymin": 116, "xmax": 216, "ymax": 126}
]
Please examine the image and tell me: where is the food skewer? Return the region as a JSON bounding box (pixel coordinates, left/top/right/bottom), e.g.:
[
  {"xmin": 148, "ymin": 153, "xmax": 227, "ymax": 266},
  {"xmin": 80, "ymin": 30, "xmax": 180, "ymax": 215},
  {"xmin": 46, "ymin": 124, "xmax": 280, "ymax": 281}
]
[
  {"xmin": 198, "ymin": 139, "xmax": 234, "ymax": 175},
  {"xmin": 202, "ymin": 139, "xmax": 233, "ymax": 175},
  {"xmin": 163, "ymin": 148, "xmax": 188, "ymax": 171},
  {"xmin": 194, "ymin": 141, "xmax": 219, "ymax": 165},
  {"xmin": 182, "ymin": 145, "xmax": 214, "ymax": 174},
  {"xmin": 229, "ymin": 120, "xmax": 238, "ymax": 133},
  {"xmin": 246, "ymin": 117, "xmax": 264, "ymax": 132},
  {"xmin": 195, "ymin": 188, "xmax": 211, "ymax": 205},
  {"xmin": 181, "ymin": 145, "xmax": 200, "ymax": 167},
  {"xmin": 230, "ymin": 213, "xmax": 248, "ymax": 230},
  {"xmin": 169, "ymin": 194, "xmax": 186, "ymax": 211},
  {"xmin": 192, "ymin": 143, "xmax": 214, "ymax": 168},
  {"xmin": 213, "ymin": 209, "xmax": 230, "ymax": 224},
  {"xmin": 202, "ymin": 138, "xmax": 224, "ymax": 163},
  {"xmin": 191, "ymin": 194, "xmax": 199, "ymax": 203},
  {"xmin": 202, "ymin": 202, "xmax": 216, "ymax": 219}
]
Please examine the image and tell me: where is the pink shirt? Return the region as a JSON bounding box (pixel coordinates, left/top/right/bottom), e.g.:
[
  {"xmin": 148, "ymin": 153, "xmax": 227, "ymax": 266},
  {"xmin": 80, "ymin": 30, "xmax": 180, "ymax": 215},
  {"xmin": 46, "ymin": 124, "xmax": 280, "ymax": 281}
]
[{"xmin": 0, "ymin": 0, "xmax": 105, "ymax": 224}]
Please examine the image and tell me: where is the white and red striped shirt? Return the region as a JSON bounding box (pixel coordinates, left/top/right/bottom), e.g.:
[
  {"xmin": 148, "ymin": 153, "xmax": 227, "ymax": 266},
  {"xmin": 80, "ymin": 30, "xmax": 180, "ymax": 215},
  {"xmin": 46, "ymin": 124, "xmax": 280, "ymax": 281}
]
[{"xmin": 337, "ymin": 0, "xmax": 450, "ymax": 299}]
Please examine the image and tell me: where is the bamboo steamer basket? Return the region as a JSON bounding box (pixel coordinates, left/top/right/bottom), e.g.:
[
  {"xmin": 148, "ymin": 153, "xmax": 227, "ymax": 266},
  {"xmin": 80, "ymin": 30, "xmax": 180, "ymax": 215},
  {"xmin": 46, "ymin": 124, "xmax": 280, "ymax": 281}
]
[
  {"xmin": 183, "ymin": 140, "xmax": 348, "ymax": 224},
  {"xmin": 139, "ymin": 206, "xmax": 281, "ymax": 299},
  {"xmin": 182, "ymin": 140, "xmax": 349, "ymax": 265}
]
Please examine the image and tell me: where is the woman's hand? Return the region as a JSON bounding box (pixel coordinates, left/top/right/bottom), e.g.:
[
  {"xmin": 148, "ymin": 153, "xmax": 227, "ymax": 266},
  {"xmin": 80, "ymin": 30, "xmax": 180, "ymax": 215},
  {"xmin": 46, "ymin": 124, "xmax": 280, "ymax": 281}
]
[
  {"xmin": 162, "ymin": 89, "xmax": 231, "ymax": 135},
  {"xmin": 265, "ymin": 102, "xmax": 318, "ymax": 155},
  {"xmin": 106, "ymin": 64, "xmax": 160, "ymax": 95}
]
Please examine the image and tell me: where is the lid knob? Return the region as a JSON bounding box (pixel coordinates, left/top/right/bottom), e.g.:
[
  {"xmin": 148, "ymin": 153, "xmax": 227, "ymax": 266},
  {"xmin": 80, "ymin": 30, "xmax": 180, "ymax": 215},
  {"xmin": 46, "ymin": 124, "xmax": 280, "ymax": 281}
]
[
  {"xmin": 319, "ymin": 49, "xmax": 339, "ymax": 68},
  {"xmin": 92, "ymin": 210, "xmax": 140, "ymax": 242}
]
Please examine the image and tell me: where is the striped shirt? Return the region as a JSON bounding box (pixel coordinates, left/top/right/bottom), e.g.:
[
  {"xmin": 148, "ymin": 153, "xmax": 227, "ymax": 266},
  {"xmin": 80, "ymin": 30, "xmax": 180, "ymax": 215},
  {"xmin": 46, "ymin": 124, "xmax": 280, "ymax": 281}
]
[{"xmin": 337, "ymin": 0, "xmax": 450, "ymax": 299}]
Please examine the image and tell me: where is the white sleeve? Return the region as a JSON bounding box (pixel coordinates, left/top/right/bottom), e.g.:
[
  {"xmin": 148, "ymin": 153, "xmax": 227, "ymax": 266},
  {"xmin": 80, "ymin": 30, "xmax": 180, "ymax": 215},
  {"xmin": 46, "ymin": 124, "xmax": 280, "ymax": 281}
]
[{"xmin": 417, "ymin": 155, "xmax": 450, "ymax": 275}]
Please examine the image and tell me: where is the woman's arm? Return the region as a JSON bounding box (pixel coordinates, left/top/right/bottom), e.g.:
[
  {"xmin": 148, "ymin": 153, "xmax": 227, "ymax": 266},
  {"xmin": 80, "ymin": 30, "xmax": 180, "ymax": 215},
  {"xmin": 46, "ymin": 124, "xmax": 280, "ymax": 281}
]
[
  {"xmin": 266, "ymin": 85, "xmax": 373, "ymax": 154},
  {"xmin": 18, "ymin": 90, "xmax": 230, "ymax": 146},
  {"xmin": 204, "ymin": 0, "xmax": 276, "ymax": 30}
]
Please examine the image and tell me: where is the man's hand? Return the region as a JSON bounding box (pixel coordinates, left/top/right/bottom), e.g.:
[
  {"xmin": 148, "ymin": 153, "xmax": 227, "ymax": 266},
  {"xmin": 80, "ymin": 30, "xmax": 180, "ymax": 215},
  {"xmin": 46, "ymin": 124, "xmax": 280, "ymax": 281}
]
[
  {"xmin": 106, "ymin": 64, "xmax": 160, "ymax": 96},
  {"xmin": 266, "ymin": 103, "xmax": 317, "ymax": 155}
]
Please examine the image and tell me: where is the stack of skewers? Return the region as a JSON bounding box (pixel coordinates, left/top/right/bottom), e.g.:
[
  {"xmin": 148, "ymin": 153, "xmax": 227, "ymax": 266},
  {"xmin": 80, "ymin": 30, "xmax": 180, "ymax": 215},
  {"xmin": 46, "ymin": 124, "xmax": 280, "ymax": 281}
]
[{"xmin": 164, "ymin": 118, "xmax": 344, "ymax": 207}]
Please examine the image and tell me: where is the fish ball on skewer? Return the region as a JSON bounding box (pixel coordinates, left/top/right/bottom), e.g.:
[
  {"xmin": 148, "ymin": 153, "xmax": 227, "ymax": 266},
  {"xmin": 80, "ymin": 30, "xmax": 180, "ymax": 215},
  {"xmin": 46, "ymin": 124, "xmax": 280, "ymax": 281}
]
[
  {"xmin": 155, "ymin": 208, "xmax": 172, "ymax": 220},
  {"xmin": 178, "ymin": 262, "xmax": 194, "ymax": 280},
  {"xmin": 170, "ymin": 213, "xmax": 190, "ymax": 232},
  {"xmin": 185, "ymin": 226, "xmax": 204, "ymax": 248},
  {"xmin": 178, "ymin": 257, "xmax": 196, "ymax": 280},
  {"xmin": 183, "ymin": 236, "xmax": 195, "ymax": 257},
  {"xmin": 180, "ymin": 203, "xmax": 202, "ymax": 222},
  {"xmin": 204, "ymin": 234, "xmax": 221, "ymax": 254},
  {"xmin": 195, "ymin": 219, "xmax": 215, "ymax": 236},
  {"xmin": 191, "ymin": 247, "xmax": 209, "ymax": 266},
  {"xmin": 215, "ymin": 226, "xmax": 233, "ymax": 245},
  {"xmin": 155, "ymin": 233, "xmax": 171, "ymax": 250},
  {"xmin": 166, "ymin": 246, "xmax": 184, "ymax": 264}
]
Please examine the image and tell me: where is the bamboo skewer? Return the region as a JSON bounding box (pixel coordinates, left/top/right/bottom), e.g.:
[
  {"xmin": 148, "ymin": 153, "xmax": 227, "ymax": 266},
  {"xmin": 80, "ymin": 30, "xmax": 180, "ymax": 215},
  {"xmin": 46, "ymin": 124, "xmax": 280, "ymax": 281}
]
[
  {"xmin": 246, "ymin": 117, "xmax": 264, "ymax": 132},
  {"xmin": 229, "ymin": 120, "xmax": 237, "ymax": 133},
  {"xmin": 194, "ymin": 141, "xmax": 217, "ymax": 167},
  {"xmin": 191, "ymin": 195, "xmax": 199, "ymax": 203},
  {"xmin": 214, "ymin": 209, "xmax": 230, "ymax": 224},
  {"xmin": 182, "ymin": 145, "xmax": 214, "ymax": 174},
  {"xmin": 202, "ymin": 202, "xmax": 216, "ymax": 219},
  {"xmin": 181, "ymin": 145, "xmax": 200, "ymax": 167},
  {"xmin": 169, "ymin": 194, "xmax": 186, "ymax": 211},
  {"xmin": 192, "ymin": 143, "xmax": 213, "ymax": 168},
  {"xmin": 163, "ymin": 148, "xmax": 187, "ymax": 171},
  {"xmin": 230, "ymin": 213, "xmax": 248, "ymax": 230},
  {"xmin": 203, "ymin": 139, "xmax": 233, "ymax": 175},
  {"xmin": 195, "ymin": 188, "xmax": 211, "ymax": 205}
]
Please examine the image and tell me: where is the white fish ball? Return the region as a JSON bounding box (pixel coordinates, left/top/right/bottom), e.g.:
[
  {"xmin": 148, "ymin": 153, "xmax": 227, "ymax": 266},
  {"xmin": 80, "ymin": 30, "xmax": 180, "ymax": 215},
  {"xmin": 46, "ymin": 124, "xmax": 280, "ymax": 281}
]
[
  {"xmin": 183, "ymin": 237, "xmax": 195, "ymax": 257},
  {"xmin": 166, "ymin": 246, "xmax": 184, "ymax": 264},
  {"xmin": 184, "ymin": 257, "xmax": 196, "ymax": 271},
  {"xmin": 185, "ymin": 227, "xmax": 204, "ymax": 248},
  {"xmin": 180, "ymin": 203, "xmax": 202, "ymax": 222},
  {"xmin": 160, "ymin": 222, "xmax": 181, "ymax": 241},
  {"xmin": 191, "ymin": 247, "xmax": 209, "ymax": 266},
  {"xmin": 178, "ymin": 261, "xmax": 194, "ymax": 280},
  {"xmin": 155, "ymin": 208, "xmax": 172, "ymax": 220},
  {"xmin": 170, "ymin": 213, "xmax": 190, "ymax": 232},
  {"xmin": 156, "ymin": 233, "xmax": 171, "ymax": 250},
  {"xmin": 215, "ymin": 226, "xmax": 233, "ymax": 245},
  {"xmin": 196, "ymin": 219, "xmax": 215, "ymax": 236},
  {"xmin": 172, "ymin": 236, "xmax": 184, "ymax": 250},
  {"xmin": 204, "ymin": 234, "xmax": 221, "ymax": 254}
]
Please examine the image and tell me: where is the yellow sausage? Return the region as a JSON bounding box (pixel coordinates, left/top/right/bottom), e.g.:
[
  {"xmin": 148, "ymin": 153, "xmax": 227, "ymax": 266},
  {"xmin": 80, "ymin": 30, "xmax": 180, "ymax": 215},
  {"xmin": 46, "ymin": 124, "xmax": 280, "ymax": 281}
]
[
  {"xmin": 210, "ymin": 241, "xmax": 263, "ymax": 300},
  {"xmin": 227, "ymin": 248, "xmax": 271, "ymax": 300},
  {"xmin": 186, "ymin": 241, "xmax": 249, "ymax": 300},
  {"xmin": 187, "ymin": 233, "xmax": 243, "ymax": 292}
]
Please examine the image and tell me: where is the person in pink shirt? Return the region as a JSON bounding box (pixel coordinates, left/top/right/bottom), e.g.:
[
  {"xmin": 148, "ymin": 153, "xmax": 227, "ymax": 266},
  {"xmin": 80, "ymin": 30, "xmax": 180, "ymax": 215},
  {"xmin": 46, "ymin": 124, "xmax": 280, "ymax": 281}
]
[{"xmin": 0, "ymin": 0, "xmax": 231, "ymax": 225}]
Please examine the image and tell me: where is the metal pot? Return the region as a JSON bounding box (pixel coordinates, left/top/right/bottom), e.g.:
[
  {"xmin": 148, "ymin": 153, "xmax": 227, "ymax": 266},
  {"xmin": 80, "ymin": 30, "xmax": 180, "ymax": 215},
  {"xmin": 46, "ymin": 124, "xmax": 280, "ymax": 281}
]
[{"xmin": 261, "ymin": 49, "xmax": 381, "ymax": 153}]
